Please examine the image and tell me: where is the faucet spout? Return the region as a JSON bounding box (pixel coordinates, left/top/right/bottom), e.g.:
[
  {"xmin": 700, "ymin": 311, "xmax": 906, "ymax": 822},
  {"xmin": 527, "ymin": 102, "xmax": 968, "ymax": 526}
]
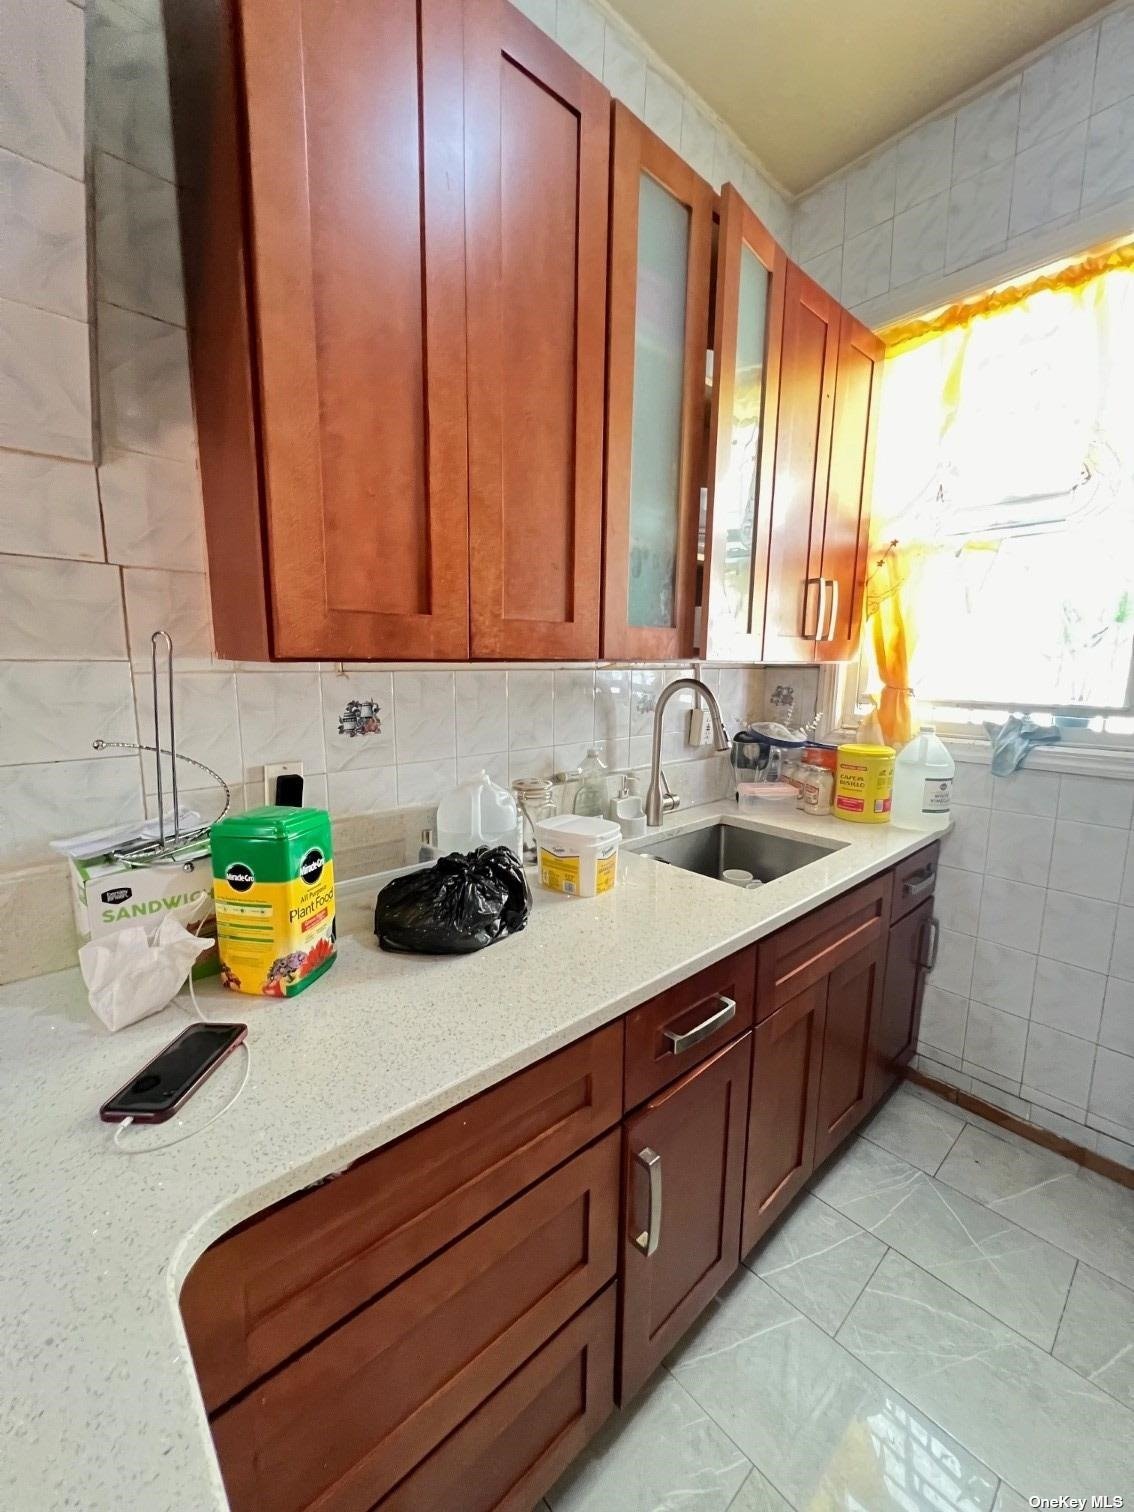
[{"xmin": 644, "ymin": 678, "xmax": 730, "ymax": 827}]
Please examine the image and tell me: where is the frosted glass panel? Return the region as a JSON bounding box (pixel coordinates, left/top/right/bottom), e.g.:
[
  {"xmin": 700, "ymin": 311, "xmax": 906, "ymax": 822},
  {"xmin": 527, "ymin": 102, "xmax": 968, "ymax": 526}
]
[
  {"xmin": 716, "ymin": 245, "xmax": 770, "ymax": 637},
  {"xmin": 627, "ymin": 174, "xmax": 691, "ymax": 628}
]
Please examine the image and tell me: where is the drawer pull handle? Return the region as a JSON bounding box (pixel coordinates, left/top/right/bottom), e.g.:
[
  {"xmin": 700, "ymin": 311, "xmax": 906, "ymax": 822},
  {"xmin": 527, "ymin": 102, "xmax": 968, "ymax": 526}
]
[
  {"xmin": 919, "ymin": 916, "xmax": 940, "ymax": 970},
  {"xmin": 633, "ymin": 1146, "xmax": 662, "ymax": 1256},
  {"xmin": 903, "ymin": 867, "xmax": 936, "ymax": 899},
  {"xmin": 664, "ymin": 995, "xmax": 737, "ymax": 1055}
]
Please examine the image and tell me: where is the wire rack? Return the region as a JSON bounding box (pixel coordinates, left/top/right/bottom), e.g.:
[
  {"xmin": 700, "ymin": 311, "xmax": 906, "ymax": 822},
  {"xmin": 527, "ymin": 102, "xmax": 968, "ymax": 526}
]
[{"xmin": 91, "ymin": 630, "xmax": 230, "ymax": 866}]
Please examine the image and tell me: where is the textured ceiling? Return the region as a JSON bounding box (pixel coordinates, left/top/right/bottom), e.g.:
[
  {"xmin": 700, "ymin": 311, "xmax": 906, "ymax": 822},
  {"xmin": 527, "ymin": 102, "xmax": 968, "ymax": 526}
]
[{"xmin": 606, "ymin": 0, "xmax": 1112, "ymax": 194}]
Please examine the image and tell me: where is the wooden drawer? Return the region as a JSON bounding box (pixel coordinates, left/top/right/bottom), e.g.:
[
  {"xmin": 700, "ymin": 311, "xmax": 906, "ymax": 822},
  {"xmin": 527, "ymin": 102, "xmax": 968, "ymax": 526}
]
[
  {"xmin": 890, "ymin": 842, "xmax": 940, "ymax": 924},
  {"xmin": 377, "ymin": 1285, "xmax": 616, "ymax": 1512},
  {"xmin": 755, "ymin": 874, "xmax": 891, "ymax": 1022},
  {"xmin": 183, "ymin": 1023, "xmax": 622, "ymax": 1411},
  {"xmin": 211, "ymin": 1131, "xmax": 620, "ymax": 1512},
  {"xmin": 623, "ymin": 946, "xmax": 756, "ymax": 1109}
]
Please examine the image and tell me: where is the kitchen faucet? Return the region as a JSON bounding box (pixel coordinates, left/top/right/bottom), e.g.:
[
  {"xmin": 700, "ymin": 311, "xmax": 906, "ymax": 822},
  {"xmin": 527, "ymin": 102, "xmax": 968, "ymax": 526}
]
[{"xmin": 645, "ymin": 678, "xmax": 730, "ymax": 827}]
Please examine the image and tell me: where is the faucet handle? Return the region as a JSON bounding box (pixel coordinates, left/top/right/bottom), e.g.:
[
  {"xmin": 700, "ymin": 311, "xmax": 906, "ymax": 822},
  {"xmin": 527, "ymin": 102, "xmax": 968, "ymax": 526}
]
[{"xmin": 659, "ymin": 768, "xmax": 681, "ymax": 814}]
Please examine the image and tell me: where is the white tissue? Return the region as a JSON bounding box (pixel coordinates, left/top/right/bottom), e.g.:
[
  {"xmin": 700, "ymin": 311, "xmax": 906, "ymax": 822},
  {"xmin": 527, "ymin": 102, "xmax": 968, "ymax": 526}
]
[{"xmin": 79, "ymin": 915, "xmax": 212, "ymax": 1033}]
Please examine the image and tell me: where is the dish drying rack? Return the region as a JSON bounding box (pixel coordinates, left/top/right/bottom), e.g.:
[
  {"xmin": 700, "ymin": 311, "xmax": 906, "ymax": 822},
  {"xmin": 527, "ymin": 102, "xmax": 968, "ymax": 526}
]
[{"xmin": 91, "ymin": 630, "xmax": 231, "ymax": 866}]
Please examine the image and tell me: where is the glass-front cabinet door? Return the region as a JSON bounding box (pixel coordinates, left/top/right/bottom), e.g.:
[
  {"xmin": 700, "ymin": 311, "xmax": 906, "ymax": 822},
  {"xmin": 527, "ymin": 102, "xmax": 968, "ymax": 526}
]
[
  {"xmin": 603, "ymin": 104, "xmax": 713, "ymax": 659},
  {"xmin": 700, "ymin": 185, "xmax": 786, "ymax": 661}
]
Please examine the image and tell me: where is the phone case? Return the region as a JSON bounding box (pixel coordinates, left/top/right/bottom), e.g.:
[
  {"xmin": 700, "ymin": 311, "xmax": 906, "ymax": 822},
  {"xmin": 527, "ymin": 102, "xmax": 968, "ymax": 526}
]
[{"xmin": 99, "ymin": 1024, "xmax": 247, "ymax": 1123}]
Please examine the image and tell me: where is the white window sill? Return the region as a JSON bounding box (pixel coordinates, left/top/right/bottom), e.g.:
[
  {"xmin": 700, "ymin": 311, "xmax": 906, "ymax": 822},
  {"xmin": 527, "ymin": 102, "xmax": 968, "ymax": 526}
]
[{"xmin": 941, "ymin": 736, "xmax": 1134, "ymax": 781}]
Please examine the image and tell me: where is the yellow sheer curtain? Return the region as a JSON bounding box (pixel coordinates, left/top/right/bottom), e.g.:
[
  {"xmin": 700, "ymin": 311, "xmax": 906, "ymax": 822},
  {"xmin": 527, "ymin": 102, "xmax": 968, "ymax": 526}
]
[{"xmin": 863, "ymin": 242, "xmax": 1134, "ymax": 745}]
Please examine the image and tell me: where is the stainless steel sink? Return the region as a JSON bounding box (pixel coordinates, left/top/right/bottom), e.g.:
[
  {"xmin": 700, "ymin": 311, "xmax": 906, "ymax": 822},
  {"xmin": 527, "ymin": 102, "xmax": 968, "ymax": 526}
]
[{"xmin": 634, "ymin": 820, "xmax": 842, "ymax": 884}]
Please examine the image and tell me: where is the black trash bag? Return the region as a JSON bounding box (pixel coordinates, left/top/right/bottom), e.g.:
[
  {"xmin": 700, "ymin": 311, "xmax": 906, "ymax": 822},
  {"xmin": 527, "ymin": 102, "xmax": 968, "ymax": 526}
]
[{"xmin": 374, "ymin": 846, "xmax": 531, "ymax": 955}]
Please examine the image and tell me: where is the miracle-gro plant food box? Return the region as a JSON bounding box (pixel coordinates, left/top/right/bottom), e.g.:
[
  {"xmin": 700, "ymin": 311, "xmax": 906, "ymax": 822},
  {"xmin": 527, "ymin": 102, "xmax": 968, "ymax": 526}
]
[
  {"xmin": 210, "ymin": 805, "xmax": 336, "ymax": 997},
  {"xmin": 69, "ymin": 849, "xmax": 219, "ymax": 978}
]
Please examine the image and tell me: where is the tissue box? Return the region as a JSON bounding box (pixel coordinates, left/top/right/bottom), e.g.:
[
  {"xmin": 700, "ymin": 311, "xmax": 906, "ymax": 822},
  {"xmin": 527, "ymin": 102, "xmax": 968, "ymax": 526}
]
[{"xmin": 69, "ymin": 851, "xmax": 219, "ymax": 978}]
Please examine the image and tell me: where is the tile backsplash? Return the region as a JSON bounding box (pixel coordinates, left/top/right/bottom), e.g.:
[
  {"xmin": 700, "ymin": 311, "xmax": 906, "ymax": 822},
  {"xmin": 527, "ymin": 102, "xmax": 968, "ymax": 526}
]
[{"xmin": 919, "ymin": 764, "xmax": 1134, "ymax": 1171}]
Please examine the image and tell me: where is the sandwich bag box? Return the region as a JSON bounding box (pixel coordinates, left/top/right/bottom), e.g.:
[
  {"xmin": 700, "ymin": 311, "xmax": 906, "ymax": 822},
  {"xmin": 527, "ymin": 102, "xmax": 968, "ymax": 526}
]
[{"xmin": 69, "ymin": 849, "xmax": 219, "ymax": 978}]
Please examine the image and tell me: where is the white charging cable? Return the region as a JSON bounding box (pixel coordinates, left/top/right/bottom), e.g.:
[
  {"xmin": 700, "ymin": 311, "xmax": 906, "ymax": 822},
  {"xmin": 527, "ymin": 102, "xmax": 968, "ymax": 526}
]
[{"xmin": 110, "ymin": 894, "xmax": 252, "ymax": 1154}]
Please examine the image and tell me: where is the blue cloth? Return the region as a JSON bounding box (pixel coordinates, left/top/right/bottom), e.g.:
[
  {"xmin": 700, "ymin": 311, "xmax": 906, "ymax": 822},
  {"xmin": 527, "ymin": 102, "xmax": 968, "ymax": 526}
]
[{"xmin": 984, "ymin": 715, "xmax": 1062, "ymax": 776}]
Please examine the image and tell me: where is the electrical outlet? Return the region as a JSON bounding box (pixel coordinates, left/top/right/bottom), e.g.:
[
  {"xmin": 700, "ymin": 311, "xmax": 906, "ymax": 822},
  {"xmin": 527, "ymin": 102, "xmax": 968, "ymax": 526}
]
[
  {"xmin": 687, "ymin": 708, "xmax": 714, "ymax": 747},
  {"xmin": 264, "ymin": 761, "xmax": 304, "ymax": 804}
]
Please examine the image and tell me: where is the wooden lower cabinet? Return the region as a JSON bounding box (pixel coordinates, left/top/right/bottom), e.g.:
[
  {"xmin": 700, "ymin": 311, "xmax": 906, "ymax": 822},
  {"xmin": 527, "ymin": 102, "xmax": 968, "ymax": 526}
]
[
  {"xmin": 377, "ymin": 1286, "xmax": 616, "ymax": 1512},
  {"xmin": 619, "ymin": 1033, "xmax": 752, "ymax": 1403},
  {"xmin": 185, "ymin": 848, "xmax": 942, "ymax": 1509},
  {"xmin": 212, "ymin": 1132, "xmax": 619, "ymax": 1512},
  {"xmin": 811, "ymin": 937, "xmax": 886, "ymax": 1167},
  {"xmin": 183, "ymin": 1024, "xmax": 622, "ymax": 1412},
  {"xmin": 872, "ymin": 896, "xmax": 935, "ymax": 1101},
  {"xmin": 741, "ymin": 979, "xmax": 826, "ymax": 1254}
]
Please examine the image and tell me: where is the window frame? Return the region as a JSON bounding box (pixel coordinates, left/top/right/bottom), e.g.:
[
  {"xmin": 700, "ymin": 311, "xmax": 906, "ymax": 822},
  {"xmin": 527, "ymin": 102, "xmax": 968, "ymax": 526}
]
[{"xmin": 833, "ymin": 642, "xmax": 1134, "ymax": 751}]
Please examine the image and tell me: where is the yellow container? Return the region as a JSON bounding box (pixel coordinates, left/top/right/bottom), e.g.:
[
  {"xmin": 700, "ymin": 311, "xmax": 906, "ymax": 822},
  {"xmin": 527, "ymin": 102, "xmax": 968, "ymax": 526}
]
[{"xmin": 834, "ymin": 743, "xmax": 895, "ymax": 823}]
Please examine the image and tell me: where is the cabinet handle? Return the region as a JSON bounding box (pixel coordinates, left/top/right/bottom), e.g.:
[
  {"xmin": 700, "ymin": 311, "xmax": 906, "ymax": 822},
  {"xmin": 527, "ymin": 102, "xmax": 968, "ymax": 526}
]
[
  {"xmin": 919, "ymin": 916, "xmax": 940, "ymax": 970},
  {"xmin": 903, "ymin": 866, "xmax": 936, "ymax": 899},
  {"xmin": 802, "ymin": 577, "xmax": 827, "ymax": 640},
  {"xmin": 825, "ymin": 578, "xmax": 840, "ymax": 641},
  {"xmin": 664, "ymin": 995, "xmax": 736, "ymax": 1054},
  {"xmin": 632, "ymin": 1146, "xmax": 662, "ymax": 1256}
]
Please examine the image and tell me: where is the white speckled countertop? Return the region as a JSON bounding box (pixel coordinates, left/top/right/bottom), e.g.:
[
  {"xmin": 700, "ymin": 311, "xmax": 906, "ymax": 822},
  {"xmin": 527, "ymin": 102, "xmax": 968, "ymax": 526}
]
[{"xmin": 0, "ymin": 800, "xmax": 941, "ymax": 1512}]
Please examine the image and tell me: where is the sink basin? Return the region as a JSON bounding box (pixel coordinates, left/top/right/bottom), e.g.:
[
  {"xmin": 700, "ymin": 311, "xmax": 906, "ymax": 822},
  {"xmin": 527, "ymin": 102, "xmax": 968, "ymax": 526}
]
[{"xmin": 635, "ymin": 820, "xmax": 841, "ymax": 884}]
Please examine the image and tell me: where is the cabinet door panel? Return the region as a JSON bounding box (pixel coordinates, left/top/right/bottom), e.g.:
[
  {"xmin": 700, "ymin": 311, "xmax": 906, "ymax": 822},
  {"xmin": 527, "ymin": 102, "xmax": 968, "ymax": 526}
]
[
  {"xmin": 604, "ymin": 106, "xmax": 713, "ymax": 660},
  {"xmin": 466, "ymin": 3, "xmax": 609, "ymax": 658},
  {"xmin": 237, "ymin": 0, "xmax": 470, "ymax": 659},
  {"xmin": 701, "ymin": 185, "xmax": 785, "ymax": 661},
  {"xmin": 813, "ymin": 939, "xmax": 885, "ymax": 1168},
  {"xmin": 620, "ymin": 1034, "xmax": 751, "ymax": 1402},
  {"xmin": 741, "ymin": 980, "xmax": 826, "ymax": 1255},
  {"xmin": 377, "ymin": 1285, "xmax": 615, "ymax": 1512},
  {"xmin": 760, "ymin": 261, "xmax": 839, "ymax": 662},
  {"xmin": 816, "ymin": 310, "xmax": 884, "ymax": 662},
  {"xmin": 873, "ymin": 898, "xmax": 934, "ymax": 1103}
]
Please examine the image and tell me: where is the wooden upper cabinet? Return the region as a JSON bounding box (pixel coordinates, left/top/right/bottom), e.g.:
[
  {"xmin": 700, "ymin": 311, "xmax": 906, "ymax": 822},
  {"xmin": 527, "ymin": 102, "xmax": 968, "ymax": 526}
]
[
  {"xmin": 232, "ymin": 0, "xmax": 471, "ymax": 659},
  {"xmin": 815, "ymin": 310, "xmax": 885, "ymax": 662},
  {"xmin": 465, "ymin": 2, "xmax": 610, "ymax": 659},
  {"xmin": 760, "ymin": 261, "xmax": 840, "ymax": 662},
  {"xmin": 603, "ymin": 105, "xmax": 713, "ymax": 660},
  {"xmin": 700, "ymin": 185, "xmax": 787, "ymax": 661}
]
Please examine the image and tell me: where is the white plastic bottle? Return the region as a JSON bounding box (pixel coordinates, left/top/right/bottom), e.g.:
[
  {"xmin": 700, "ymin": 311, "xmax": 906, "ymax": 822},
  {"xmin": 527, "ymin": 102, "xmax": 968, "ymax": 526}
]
[
  {"xmin": 572, "ymin": 748, "xmax": 609, "ymax": 817},
  {"xmin": 891, "ymin": 725, "xmax": 955, "ymax": 830},
  {"xmin": 436, "ymin": 770, "xmax": 522, "ymax": 857}
]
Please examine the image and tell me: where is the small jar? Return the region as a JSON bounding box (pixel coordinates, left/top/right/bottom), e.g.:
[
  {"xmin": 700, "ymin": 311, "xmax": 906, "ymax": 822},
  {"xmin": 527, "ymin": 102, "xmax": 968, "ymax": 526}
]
[
  {"xmin": 798, "ymin": 765, "xmax": 834, "ymax": 815},
  {"xmin": 512, "ymin": 777, "xmax": 555, "ymax": 864}
]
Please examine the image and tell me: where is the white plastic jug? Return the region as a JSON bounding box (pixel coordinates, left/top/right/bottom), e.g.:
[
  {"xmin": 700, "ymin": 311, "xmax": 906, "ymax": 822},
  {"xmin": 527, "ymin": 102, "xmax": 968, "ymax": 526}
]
[
  {"xmin": 436, "ymin": 771, "xmax": 521, "ymax": 857},
  {"xmin": 891, "ymin": 725, "xmax": 955, "ymax": 830}
]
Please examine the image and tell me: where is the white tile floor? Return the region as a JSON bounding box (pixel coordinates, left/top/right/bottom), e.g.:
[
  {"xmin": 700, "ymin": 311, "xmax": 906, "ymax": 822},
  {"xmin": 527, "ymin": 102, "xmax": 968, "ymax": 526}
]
[{"xmin": 544, "ymin": 1083, "xmax": 1134, "ymax": 1512}]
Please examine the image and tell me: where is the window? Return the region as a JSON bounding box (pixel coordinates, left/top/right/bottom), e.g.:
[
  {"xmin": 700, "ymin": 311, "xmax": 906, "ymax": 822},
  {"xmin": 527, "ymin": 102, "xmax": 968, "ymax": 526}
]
[{"xmin": 847, "ymin": 244, "xmax": 1134, "ymax": 746}]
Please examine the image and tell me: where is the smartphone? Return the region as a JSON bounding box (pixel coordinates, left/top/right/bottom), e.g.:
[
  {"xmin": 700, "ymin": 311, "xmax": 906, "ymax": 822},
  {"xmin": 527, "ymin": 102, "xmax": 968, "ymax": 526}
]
[{"xmin": 99, "ymin": 1022, "xmax": 248, "ymax": 1124}]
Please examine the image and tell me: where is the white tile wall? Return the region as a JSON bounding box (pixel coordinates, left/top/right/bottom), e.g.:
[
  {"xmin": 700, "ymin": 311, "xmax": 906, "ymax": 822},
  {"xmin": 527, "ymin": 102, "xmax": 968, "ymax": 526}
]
[
  {"xmin": 793, "ymin": 4, "xmax": 1134, "ymax": 321},
  {"xmin": 922, "ymin": 761, "xmax": 1134, "ymax": 1167}
]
